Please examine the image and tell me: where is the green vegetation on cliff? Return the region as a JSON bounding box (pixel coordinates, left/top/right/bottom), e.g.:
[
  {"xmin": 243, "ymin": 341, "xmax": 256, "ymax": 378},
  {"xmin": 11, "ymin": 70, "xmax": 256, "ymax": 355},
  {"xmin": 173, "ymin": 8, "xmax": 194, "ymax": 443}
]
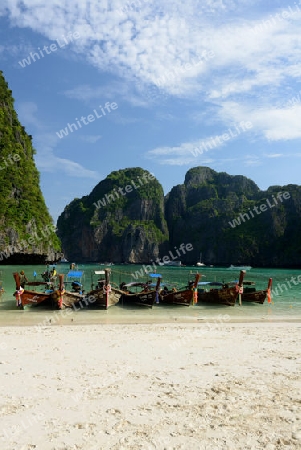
[
  {"xmin": 0, "ymin": 71, "xmax": 60, "ymax": 262},
  {"xmin": 57, "ymin": 167, "xmax": 169, "ymax": 263},
  {"xmin": 57, "ymin": 165, "xmax": 301, "ymax": 266},
  {"xmin": 166, "ymin": 167, "xmax": 301, "ymax": 267}
]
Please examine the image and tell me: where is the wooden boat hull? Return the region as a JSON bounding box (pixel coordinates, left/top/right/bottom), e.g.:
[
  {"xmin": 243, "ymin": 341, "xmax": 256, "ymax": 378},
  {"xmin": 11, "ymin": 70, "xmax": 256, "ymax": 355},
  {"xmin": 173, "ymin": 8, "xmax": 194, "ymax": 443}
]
[
  {"xmin": 242, "ymin": 290, "xmax": 267, "ymax": 304},
  {"xmin": 13, "ymin": 272, "xmax": 65, "ymax": 309},
  {"xmin": 60, "ymin": 291, "xmax": 85, "ymax": 309},
  {"xmin": 85, "ymin": 287, "xmax": 121, "ymax": 309},
  {"xmin": 159, "ymin": 289, "xmax": 193, "ymax": 306},
  {"xmin": 16, "ymin": 289, "xmax": 56, "ymax": 308},
  {"xmin": 197, "ymin": 286, "xmax": 238, "ymax": 307},
  {"xmin": 120, "ymin": 290, "xmax": 157, "ymax": 308},
  {"xmin": 197, "ymin": 270, "xmax": 246, "ymax": 307}
]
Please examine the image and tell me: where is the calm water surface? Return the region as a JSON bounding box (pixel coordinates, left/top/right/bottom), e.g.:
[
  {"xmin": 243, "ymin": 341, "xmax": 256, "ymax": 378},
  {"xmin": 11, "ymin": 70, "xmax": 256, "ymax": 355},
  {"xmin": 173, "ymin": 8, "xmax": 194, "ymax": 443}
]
[{"xmin": 0, "ymin": 264, "xmax": 300, "ymax": 324}]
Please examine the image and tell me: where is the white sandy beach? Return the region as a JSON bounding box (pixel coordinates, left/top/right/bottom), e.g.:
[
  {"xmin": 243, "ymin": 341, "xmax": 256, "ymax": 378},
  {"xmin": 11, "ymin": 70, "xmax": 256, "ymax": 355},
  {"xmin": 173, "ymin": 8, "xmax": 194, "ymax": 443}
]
[{"xmin": 0, "ymin": 321, "xmax": 300, "ymax": 450}]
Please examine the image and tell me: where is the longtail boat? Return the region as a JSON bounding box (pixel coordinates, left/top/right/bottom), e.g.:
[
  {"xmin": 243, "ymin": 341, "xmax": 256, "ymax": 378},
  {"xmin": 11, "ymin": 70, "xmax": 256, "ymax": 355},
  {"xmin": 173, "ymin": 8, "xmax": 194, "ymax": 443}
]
[
  {"xmin": 13, "ymin": 272, "xmax": 65, "ymax": 309},
  {"xmin": 119, "ymin": 276, "xmax": 161, "ymax": 308},
  {"xmin": 85, "ymin": 269, "xmax": 122, "ymax": 309},
  {"xmin": 197, "ymin": 270, "xmax": 246, "ymax": 306},
  {"xmin": 241, "ymin": 278, "xmax": 272, "ymax": 304},
  {"xmin": 13, "ymin": 272, "xmax": 59, "ymax": 309},
  {"xmin": 159, "ymin": 273, "xmax": 200, "ymax": 306},
  {"xmin": 59, "ymin": 269, "xmax": 85, "ymax": 309}
]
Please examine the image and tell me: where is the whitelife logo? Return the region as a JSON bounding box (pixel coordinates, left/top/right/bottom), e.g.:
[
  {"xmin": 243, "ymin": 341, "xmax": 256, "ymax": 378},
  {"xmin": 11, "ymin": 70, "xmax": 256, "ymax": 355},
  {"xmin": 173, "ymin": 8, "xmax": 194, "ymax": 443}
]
[
  {"xmin": 190, "ymin": 121, "xmax": 253, "ymax": 157},
  {"xmin": 93, "ymin": 172, "xmax": 155, "ymax": 209},
  {"xmin": 56, "ymin": 102, "xmax": 118, "ymax": 139},
  {"xmin": 228, "ymin": 191, "xmax": 290, "ymax": 228},
  {"xmin": 18, "ymin": 32, "xmax": 80, "ymax": 68}
]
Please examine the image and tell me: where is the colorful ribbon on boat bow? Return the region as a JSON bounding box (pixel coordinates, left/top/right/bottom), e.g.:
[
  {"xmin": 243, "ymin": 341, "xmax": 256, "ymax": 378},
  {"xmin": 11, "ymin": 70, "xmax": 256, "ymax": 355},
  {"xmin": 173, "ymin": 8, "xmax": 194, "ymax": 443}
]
[
  {"xmin": 15, "ymin": 287, "xmax": 24, "ymax": 307},
  {"xmin": 193, "ymin": 288, "xmax": 198, "ymax": 305},
  {"xmin": 57, "ymin": 289, "xmax": 65, "ymax": 309},
  {"xmin": 235, "ymin": 284, "xmax": 243, "ymax": 294},
  {"xmin": 103, "ymin": 284, "xmax": 112, "ymax": 294}
]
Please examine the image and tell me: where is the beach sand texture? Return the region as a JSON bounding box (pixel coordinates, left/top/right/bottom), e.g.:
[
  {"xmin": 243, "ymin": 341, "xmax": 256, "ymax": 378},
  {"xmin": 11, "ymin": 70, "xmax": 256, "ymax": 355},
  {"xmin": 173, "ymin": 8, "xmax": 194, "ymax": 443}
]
[{"xmin": 0, "ymin": 322, "xmax": 300, "ymax": 450}]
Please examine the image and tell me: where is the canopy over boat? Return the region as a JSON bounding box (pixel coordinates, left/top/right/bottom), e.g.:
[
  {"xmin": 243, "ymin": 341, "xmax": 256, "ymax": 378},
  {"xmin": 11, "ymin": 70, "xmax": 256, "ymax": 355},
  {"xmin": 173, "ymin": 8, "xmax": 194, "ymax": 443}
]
[{"xmin": 66, "ymin": 271, "xmax": 84, "ymax": 278}]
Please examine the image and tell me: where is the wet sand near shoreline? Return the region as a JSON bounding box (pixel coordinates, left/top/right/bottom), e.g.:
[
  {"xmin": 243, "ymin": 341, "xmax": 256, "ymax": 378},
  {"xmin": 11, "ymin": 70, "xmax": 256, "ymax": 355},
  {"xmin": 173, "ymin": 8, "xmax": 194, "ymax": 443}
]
[
  {"xmin": 0, "ymin": 304, "xmax": 300, "ymax": 327},
  {"xmin": 1, "ymin": 291, "xmax": 300, "ymax": 327}
]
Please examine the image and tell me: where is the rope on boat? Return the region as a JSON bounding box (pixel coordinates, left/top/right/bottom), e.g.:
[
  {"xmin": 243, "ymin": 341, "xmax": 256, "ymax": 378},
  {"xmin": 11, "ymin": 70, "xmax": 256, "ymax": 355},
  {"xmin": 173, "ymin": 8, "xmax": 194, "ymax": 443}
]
[{"xmin": 107, "ymin": 268, "xmax": 190, "ymax": 291}]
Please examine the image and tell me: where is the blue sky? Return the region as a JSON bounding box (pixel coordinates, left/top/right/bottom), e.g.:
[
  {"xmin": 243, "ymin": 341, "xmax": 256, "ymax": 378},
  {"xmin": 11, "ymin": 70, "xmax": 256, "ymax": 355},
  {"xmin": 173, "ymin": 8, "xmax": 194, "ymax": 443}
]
[{"xmin": 1, "ymin": 0, "xmax": 301, "ymax": 223}]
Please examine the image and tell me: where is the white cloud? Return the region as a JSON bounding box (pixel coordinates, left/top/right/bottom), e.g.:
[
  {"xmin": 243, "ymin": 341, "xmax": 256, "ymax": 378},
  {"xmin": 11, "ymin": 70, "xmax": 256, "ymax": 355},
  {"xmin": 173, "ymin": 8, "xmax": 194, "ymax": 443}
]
[
  {"xmin": 146, "ymin": 119, "xmax": 254, "ymax": 165},
  {"xmin": 15, "ymin": 101, "xmax": 101, "ymax": 179},
  {"xmin": 63, "ymin": 82, "xmax": 149, "ymax": 107},
  {"xmin": 243, "ymin": 155, "xmax": 262, "ymax": 167},
  {"xmin": 79, "ymin": 134, "xmax": 102, "ymax": 144},
  {"xmin": 33, "ymin": 132, "xmax": 100, "ymax": 179},
  {"xmin": 218, "ymin": 102, "xmax": 301, "ymax": 141},
  {"xmin": 16, "ymin": 101, "xmax": 45, "ymax": 129},
  {"xmin": 264, "ymin": 153, "xmax": 284, "ymax": 158},
  {"xmin": 146, "ymin": 135, "xmax": 226, "ymax": 165},
  {"xmin": 3, "ymin": 0, "xmax": 301, "ymax": 143}
]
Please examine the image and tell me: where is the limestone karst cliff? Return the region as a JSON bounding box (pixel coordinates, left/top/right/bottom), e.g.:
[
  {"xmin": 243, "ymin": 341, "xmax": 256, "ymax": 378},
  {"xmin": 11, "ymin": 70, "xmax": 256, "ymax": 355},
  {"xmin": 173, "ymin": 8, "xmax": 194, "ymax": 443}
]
[
  {"xmin": 57, "ymin": 166, "xmax": 301, "ymax": 267},
  {"xmin": 0, "ymin": 71, "xmax": 61, "ymax": 264},
  {"xmin": 165, "ymin": 167, "xmax": 301, "ymax": 267},
  {"xmin": 57, "ymin": 167, "xmax": 169, "ymax": 263}
]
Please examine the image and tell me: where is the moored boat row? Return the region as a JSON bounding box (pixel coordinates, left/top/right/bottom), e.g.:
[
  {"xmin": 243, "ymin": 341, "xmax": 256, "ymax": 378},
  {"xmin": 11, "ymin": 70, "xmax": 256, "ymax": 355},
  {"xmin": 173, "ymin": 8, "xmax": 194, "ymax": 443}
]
[{"xmin": 12, "ymin": 268, "xmax": 272, "ymax": 310}]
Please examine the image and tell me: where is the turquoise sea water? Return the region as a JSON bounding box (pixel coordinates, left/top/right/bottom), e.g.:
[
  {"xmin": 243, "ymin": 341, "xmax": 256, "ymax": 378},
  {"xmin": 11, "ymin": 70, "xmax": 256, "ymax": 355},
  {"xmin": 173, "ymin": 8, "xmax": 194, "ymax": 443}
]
[{"xmin": 0, "ymin": 263, "xmax": 300, "ymax": 323}]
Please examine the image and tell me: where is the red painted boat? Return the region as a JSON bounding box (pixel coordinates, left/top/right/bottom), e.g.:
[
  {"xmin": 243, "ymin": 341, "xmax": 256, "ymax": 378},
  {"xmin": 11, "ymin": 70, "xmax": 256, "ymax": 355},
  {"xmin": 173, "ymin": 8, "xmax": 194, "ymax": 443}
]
[
  {"xmin": 159, "ymin": 274, "xmax": 200, "ymax": 306},
  {"xmin": 13, "ymin": 272, "xmax": 64, "ymax": 309}
]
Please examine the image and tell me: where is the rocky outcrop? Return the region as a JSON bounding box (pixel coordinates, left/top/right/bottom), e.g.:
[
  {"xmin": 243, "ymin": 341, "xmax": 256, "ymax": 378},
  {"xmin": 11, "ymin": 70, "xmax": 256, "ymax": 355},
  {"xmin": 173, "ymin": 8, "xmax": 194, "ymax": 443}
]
[
  {"xmin": 57, "ymin": 166, "xmax": 301, "ymax": 267},
  {"xmin": 0, "ymin": 71, "xmax": 61, "ymax": 264},
  {"xmin": 57, "ymin": 168, "xmax": 169, "ymax": 263},
  {"xmin": 166, "ymin": 167, "xmax": 301, "ymax": 267}
]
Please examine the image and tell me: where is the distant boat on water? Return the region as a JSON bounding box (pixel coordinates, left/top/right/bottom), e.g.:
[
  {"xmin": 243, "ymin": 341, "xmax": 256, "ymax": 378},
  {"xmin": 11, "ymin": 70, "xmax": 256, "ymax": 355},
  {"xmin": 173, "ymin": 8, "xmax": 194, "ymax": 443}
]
[
  {"xmin": 196, "ymin": 252, "xmax": 206, "ymax": 267},
  {"xmin": 227, "ymin": 264, "xmax": 252, "ymax": 271},
  {"xmin": 163, "ymin": 260, "xmax": 181, "ymax": 266}
]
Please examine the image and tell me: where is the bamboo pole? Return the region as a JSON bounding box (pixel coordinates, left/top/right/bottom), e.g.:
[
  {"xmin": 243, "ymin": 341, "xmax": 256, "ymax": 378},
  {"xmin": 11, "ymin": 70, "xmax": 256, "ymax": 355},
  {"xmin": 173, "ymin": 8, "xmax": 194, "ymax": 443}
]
[
  {"xmin": 155, "ymin": 276, "xmax": 161, "ymax": 304},
  {"xmin": 238, "ymin": 270, "xmax": 246, "ymax": 306},
  {"xmin": 58, "ymin": 274, "xmax": 64, "ymax": 309},
  {"xmin": 105, "ymin": 268, "xmax": 111, "ymax": 310}
]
